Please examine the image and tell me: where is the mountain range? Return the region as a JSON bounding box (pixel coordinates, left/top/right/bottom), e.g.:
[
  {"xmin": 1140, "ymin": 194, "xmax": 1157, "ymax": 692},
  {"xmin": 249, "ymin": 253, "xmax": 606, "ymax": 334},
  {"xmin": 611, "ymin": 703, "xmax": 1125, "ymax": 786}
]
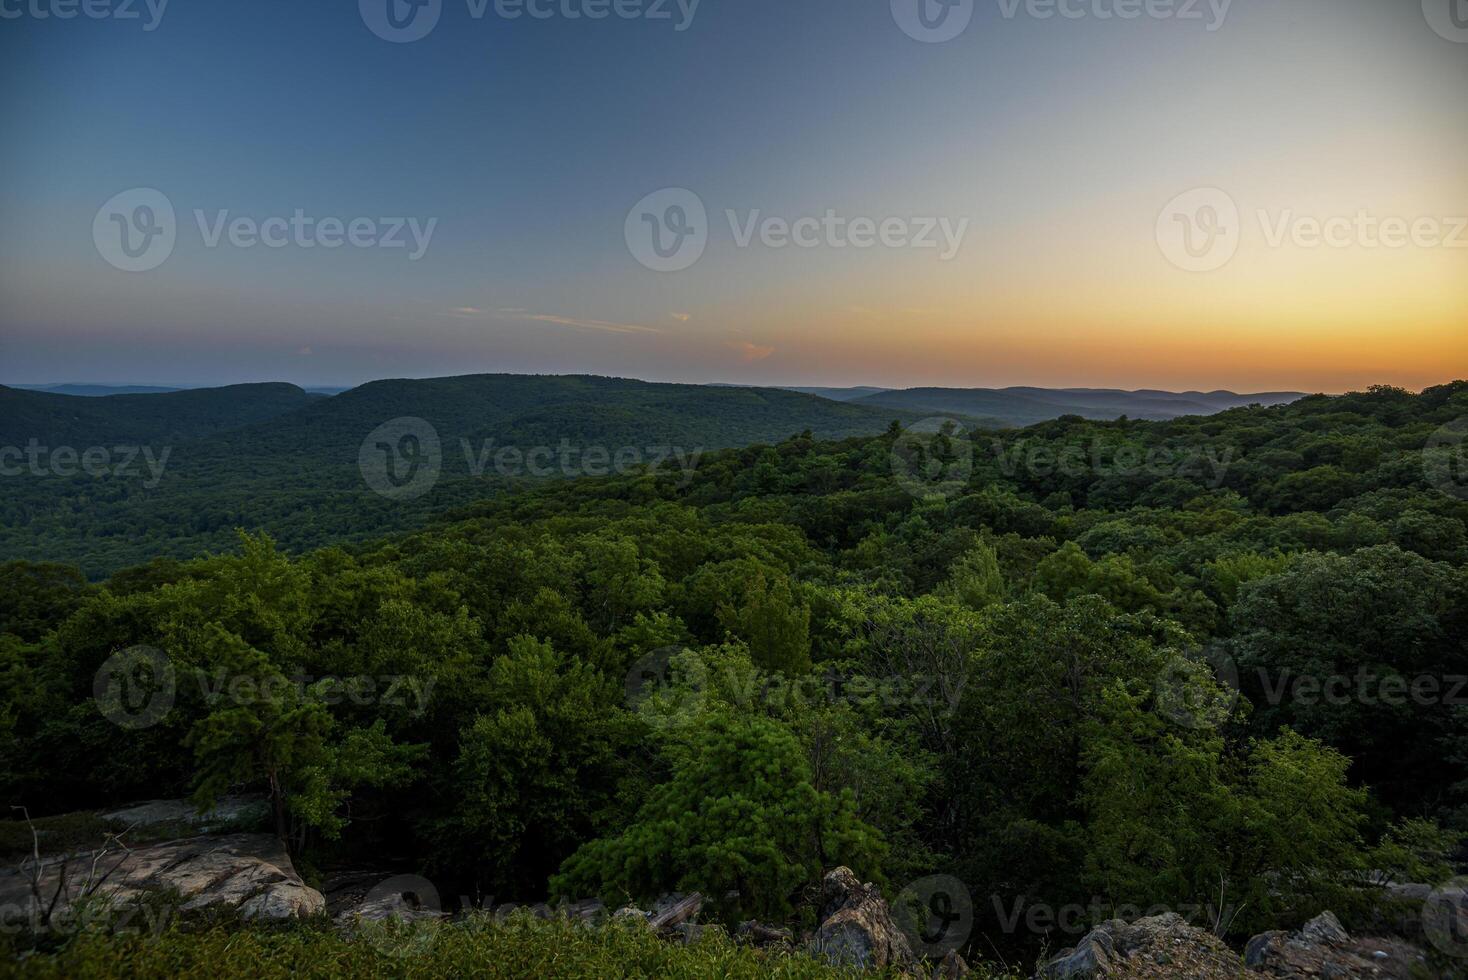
[{"xmin": 0, "ymin": 375, "xmax": 1310, "ymax": 576}]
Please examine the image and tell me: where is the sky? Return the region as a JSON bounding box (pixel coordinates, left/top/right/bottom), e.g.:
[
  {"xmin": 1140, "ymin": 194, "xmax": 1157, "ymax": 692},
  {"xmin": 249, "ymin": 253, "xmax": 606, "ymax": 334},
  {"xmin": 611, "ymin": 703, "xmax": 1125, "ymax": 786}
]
[{"xmin": 0, "ymin": 0, "xmax": 1464, "ymax": 393}]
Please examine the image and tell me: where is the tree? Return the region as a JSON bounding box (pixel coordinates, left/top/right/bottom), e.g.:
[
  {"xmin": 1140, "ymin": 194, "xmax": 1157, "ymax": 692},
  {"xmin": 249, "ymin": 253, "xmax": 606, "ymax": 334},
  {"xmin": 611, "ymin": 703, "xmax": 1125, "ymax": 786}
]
[
  {"xmin": 438, "ymin": 636, "xmax": 639, "ymax": 895},
  {"xmin": 943, "ymin": 541, "xmax": 1006, "ymax": 610},
  {"xmin": 552, "ymin": 713, "xmax": 885, "ymax": 921}
]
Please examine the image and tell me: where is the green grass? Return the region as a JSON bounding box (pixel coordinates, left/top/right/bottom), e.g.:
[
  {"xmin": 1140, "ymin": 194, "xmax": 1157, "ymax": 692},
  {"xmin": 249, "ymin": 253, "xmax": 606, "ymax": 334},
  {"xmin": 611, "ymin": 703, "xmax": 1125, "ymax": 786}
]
[{"xmin": 1, "ymin": 914, "xmax": 1005, "ymax": 979}]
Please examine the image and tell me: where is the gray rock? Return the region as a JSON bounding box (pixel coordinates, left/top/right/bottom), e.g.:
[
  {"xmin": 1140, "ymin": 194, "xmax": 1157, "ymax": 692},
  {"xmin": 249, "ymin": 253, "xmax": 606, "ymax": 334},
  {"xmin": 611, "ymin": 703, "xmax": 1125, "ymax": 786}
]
[
  {"xmin": 101, "ymin": 797, "xmax": 270, "ymax": 835},
  {"xmin": 1299, "ymin": 910, "xmax": 1349, "ymax": 946},
  {"xmin": 813, "ymin": 866, "xmax": 915, "ymax": 971},
  {"xmin": 0, "ymin": 833, "xmax": 322, "ymax": 923}
]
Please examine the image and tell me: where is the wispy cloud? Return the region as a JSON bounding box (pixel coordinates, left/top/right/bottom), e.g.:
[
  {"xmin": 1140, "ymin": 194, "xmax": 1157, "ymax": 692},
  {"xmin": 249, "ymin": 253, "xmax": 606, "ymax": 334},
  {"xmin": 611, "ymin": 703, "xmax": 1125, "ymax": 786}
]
[
  {"xmin": 729, "ymin": 341, "xmax": 775, "ymax": 363},
  {"xmin": 519, "ymin": 314, "xmax": 661, "ymax": 335},
  {"xmin": 670, "ymin": 312, "xmax": 692, "ymax": 322},
  {"xmin": 444, "ymin": 307, "xmax": 660, "ymax": 335}
]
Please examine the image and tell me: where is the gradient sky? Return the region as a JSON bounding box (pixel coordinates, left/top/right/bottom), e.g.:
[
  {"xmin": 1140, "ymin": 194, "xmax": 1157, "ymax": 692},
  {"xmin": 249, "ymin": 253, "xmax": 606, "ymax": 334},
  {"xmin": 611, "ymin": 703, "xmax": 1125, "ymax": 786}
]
[{"xmin": 1, "ymin": 0, "xmax": 1464, "ymax": 392}]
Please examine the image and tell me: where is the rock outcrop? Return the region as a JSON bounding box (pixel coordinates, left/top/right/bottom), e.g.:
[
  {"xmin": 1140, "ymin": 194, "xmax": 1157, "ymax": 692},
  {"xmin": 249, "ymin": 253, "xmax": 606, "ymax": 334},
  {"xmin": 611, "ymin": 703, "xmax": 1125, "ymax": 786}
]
[
  {"xmin": 813, "ymin": 866, "xmax": 917, "ymax": 971},
  {"xmin": 100, "ymin": 796, "xmax": 269, "ymax": 835},
  {"xmin": 1038, "ymin": 912, "xmax": 1244, "ymax": 979},
  {"xmin": 0, "ymin": 833, "xmax": 323, "ymax": 923},
  {"xmin": 1244, "ymin": 910, "xmax": 1431, "ymax": 979}
]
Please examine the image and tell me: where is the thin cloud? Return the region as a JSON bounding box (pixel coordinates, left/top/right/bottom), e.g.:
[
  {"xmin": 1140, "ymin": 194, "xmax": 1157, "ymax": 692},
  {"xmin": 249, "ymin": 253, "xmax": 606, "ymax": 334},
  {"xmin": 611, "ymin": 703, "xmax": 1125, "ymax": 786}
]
[
  {"xmin": 670, "ymin": 312, "xmax": 692, "ymax": 322},
  {"xmin": 730, "ymin": 341, "xmax": 775, "ymax": 363},
  {"xmin": 443, "ymin": 307, "xmax": 660, "ymax": 335},
  {"xmin": 520, "ymin": 314, "xmax": 661, "ymax": 335}
]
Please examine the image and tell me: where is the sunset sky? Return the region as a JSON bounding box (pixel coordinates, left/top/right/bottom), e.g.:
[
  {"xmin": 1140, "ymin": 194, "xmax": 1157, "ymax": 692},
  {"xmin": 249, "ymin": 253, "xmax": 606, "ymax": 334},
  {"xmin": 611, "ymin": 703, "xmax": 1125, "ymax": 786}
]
[{"xmin": 1, "ymin": 0, "xmax": 1464, "ymax": 392}]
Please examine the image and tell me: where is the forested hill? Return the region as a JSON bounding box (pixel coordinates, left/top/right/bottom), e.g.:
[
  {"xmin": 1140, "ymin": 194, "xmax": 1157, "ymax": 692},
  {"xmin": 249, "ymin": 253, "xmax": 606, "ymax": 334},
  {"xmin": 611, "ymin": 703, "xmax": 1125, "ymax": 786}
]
[
  {"xmin": 2, "ymin": 381, "xmax": 1464, "ymax": 971},
  {"xmin": 0, "ymin": 382, "xmax": 319, "ymax": 447},
  {"xmin": 0, "ymin": 374, "xmax": 928, "ymax": 575}
]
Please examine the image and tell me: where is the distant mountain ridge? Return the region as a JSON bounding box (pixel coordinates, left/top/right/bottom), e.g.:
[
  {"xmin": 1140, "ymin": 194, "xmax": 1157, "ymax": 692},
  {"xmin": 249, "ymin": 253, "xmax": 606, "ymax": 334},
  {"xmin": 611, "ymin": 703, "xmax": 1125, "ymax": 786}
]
[
  {"xmin": 0, "ymin": 382, "xmax": 323, "ymax": 447},
  {"xmin": 847, "ymin": 386, "xmax": 1307, "ymax": 426},
  {"xmin": 0, "ymin": 374, "xmax": 927, "ymax": 576}
]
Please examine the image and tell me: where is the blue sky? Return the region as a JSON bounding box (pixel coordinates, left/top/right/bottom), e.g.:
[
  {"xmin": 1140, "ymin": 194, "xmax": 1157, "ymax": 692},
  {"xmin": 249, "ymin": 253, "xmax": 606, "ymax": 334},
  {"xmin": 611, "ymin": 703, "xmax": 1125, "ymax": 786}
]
[{"xmin": 1, "ymin": 0, "xmax": 1464, "ymax": 390}]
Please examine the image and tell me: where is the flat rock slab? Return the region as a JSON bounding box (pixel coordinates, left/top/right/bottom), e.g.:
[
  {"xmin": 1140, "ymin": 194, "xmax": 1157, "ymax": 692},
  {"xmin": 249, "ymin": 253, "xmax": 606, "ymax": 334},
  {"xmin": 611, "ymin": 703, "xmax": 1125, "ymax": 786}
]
[
  {"xmin": 0, "ymin": 833, "xmax": 323, "ymax": 923},
  {"xmin": 101, "ymin": 797, "xmax": 269, "ymax": 835}
]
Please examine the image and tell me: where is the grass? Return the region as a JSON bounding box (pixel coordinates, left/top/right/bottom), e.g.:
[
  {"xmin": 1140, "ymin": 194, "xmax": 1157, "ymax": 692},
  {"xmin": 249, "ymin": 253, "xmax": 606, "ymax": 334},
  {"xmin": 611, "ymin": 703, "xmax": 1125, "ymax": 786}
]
[{"xmin": 2, "ymin": 914, "xmax": 1001, "ymax": 979}]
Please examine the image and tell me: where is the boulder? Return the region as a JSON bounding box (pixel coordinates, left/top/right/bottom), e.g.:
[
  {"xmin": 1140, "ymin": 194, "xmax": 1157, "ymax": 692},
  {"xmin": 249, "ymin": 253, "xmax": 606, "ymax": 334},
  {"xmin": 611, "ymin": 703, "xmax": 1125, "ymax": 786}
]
[
  {"xmin": 737, "ymin": 919, "xmax": 795, "ymax": 948},
  {"xmin": 1037, "ymin": 913, "xmax": 1242, "ymax": 979},
  {"xmin": 100, "ymin": 796, "xmax": 269, "ymax": 835},
  {"xmin": 934, "ymin": 948, "xmax": 972, "ymax": 977},
  {"xmin": 648, "ymin": 892, "xmax": 703, "ymax": 932},
  {"xmin": 813, "ymin": 866, "xmax": 916, "ymax": 971},
  {"xmin": 0, "ymin": 833, "xmax": 323, "ymax": 924},
  {"xmin": 1244, "ymin": 910, "xmax": 1431, "ymax": 979}
]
